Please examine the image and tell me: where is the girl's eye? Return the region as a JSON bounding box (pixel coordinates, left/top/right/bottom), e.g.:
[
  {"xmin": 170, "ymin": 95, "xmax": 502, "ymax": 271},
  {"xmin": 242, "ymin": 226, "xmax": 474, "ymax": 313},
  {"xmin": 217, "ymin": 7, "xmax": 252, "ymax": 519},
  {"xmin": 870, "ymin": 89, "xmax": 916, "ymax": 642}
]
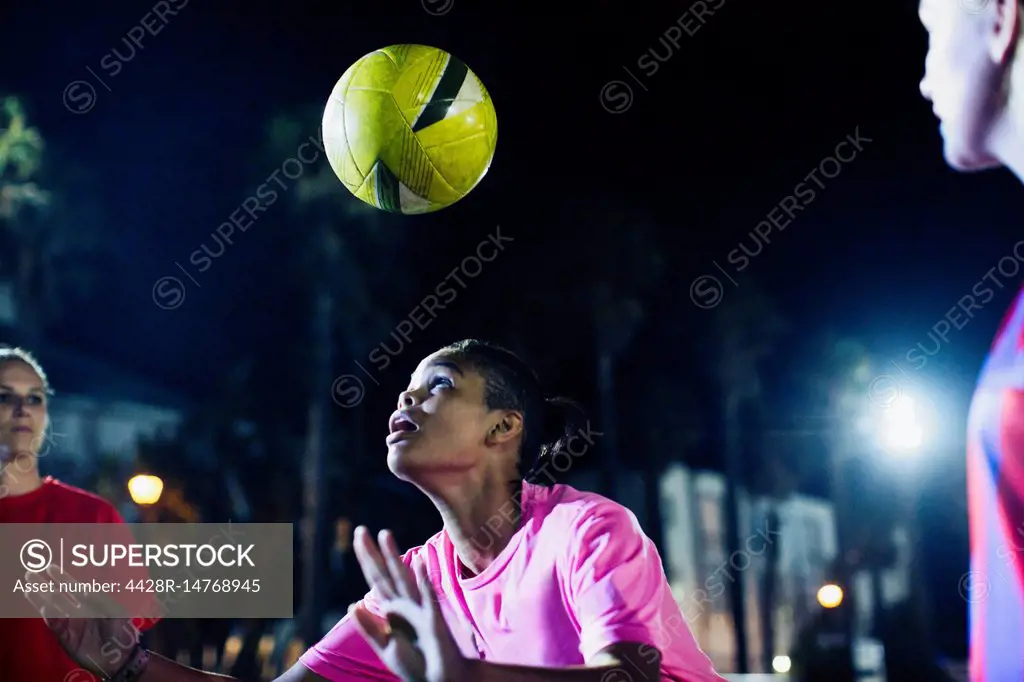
[{"xmin": 429, "ymin": 376, "xmax": 453, "ymax": 391}]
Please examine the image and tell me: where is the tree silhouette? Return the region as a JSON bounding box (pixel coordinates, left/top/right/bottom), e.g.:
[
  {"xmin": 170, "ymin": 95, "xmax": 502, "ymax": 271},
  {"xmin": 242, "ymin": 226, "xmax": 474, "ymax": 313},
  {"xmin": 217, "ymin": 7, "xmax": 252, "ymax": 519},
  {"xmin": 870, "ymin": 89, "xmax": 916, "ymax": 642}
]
[
  {"xmin": 701, "ymin": 283, "xmax": 785, "ymax": 674},
  {"xmin": 0, "ymin": 96, "xmax": 50, "ymax": 344},
  {"xmin": 620, "ymin": 367, "xmax": 703, "ymax": 557},
  {"xmin": 0, "ymin": 95, "xmax": 114, "ymax": 345},
  {"xmin": 257, "ymin": 105, "xmax": 412, "ymax": 646},
  {"xmin": 534, "ymin": 199, "xmax": 665, "ymax": 499}
]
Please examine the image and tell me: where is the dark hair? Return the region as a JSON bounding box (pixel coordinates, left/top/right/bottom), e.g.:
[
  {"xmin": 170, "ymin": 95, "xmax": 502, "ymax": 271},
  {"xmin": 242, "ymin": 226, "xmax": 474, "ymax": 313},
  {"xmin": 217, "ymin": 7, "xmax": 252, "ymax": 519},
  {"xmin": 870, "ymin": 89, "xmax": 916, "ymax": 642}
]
[{"xmin": 438, "ymin": 339, "xmax": 587, "ymax": 485}]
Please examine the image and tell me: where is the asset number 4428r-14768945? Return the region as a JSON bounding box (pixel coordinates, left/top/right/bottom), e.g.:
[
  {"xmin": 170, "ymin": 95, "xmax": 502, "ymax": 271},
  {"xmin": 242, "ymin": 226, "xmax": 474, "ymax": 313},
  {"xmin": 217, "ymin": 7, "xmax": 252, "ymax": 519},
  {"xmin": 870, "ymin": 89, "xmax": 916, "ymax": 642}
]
[{"xmin": 124, "ymin": 578, "xmax": 261, "ymax": 593}]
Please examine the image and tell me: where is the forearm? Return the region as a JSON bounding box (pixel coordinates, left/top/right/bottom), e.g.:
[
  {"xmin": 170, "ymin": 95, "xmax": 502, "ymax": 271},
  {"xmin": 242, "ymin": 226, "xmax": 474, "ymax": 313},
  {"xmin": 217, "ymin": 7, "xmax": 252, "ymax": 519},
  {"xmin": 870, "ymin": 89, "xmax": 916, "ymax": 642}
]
[
  {"xmin": 467, "ymin": 658, "xmax": 643, "ymax": 682},
  {"xmin": 138, "ymin": 651, "xmax": 246, "ymax": 682}
]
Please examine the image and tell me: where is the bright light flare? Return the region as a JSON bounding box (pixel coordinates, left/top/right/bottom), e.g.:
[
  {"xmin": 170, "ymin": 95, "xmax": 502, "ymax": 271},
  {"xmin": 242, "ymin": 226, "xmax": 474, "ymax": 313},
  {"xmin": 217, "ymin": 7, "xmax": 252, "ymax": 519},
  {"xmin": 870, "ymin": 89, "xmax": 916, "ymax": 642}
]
[
  {"xmin": 128, "ymin": 474, "xmax": 164, "ymax": 506},
  {"xmin": 817, "ymin": 583, "xmax": 844, "ymax": 608},
  {"xmin": 879, "ymin": 395, "xmax": 924, "ymax": 453}
]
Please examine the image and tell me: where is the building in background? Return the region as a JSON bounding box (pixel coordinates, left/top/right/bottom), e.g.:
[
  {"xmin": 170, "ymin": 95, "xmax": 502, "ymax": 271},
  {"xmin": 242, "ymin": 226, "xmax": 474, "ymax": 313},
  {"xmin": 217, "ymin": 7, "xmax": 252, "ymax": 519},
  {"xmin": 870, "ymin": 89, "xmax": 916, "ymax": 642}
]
[
  {"xmin": 40, "ymin": 341, "xmax": 185, "ymax": 463},
  {"xmin": 570, "ymin": 463, "xmax": 907, "ymax": 676},
  {"xmin": 657, "ymin": 463, "xmax": 839, "ymax": 673}
]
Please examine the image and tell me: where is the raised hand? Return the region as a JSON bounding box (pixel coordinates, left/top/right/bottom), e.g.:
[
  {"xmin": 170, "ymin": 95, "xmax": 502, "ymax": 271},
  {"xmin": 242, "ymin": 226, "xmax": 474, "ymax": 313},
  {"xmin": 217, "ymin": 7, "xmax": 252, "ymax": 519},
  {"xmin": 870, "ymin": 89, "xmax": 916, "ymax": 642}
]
[
  {"xmin": 22, "ymin": 566, "xmax": 143, "ymax": 678},
  {"xmin": 350, "ymin": 527, "xmax": 469, "ymax": 682}
]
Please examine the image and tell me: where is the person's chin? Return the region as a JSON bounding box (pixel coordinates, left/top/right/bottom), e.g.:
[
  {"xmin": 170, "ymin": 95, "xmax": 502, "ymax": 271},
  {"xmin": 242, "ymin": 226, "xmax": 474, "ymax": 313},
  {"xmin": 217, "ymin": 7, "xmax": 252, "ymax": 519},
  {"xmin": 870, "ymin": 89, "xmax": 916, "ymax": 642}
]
[
  {"xmin": 943, "ymin": 134, "xmax": 1002, "ymax": 172},
  {"xmin": 2, "ymin": 434, "xmax": 37, "ymax": 458},
  {"xmin": 386, "ymin": 437, "xmax": 423, "ymax": 477},
  {"xmin": 945, "ymin": 151, "xmax": 1002, "ymax": 172}
]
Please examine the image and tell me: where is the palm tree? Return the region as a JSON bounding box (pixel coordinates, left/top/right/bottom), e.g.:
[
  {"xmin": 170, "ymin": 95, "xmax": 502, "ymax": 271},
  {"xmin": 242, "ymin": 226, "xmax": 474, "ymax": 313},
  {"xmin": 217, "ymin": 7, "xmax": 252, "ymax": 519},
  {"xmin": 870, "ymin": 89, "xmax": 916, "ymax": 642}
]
[
  {"xmin": 621, "ymin": 369, "xmax": 704, "ymax": 559},
  {"xmin": 806, "ymin": 334, "xmax": 935, "ymax": 676},
  {"xmin": 750, "ymin": 413, "xmax": 803, "ymax": 672},
  {"xmin": 0, "ymin": 95, "xmax": 113, "ymax": 345},
  {"xmin": 809, "ymin": 335, "xmax": 871, "ymax": 569},
  {"xmin": 501, "ymin": 199, "xmax": 664, "ymax": 503},
  {"xmin": 702, "ymin": 283, "xmax": 785, "ymax": 674},
  {"xmin": 802, "ymin": 333, "xmax": 889, "ymax": 677},
  {"xmin": 0, "ymin": 95, "xmax": 50, "ymax": 343},
  {"xmin": 562, "ymin": 202, "xmax": 665, "ymax": 500},
  {"xmin": 0, "ymin": 96, "xmax": 47, "ymax": 217},
  {"xmin": 258, "ymin": 107, "xmax": 412, "ymax": 645}
]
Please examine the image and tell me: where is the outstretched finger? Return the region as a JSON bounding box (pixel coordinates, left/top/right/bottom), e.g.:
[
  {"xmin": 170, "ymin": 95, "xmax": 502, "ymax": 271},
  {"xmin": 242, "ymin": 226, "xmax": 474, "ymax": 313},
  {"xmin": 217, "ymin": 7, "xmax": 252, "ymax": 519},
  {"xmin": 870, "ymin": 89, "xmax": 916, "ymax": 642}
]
[
  {"xmin": 353, "ymin": 526, "xmax": 397, "ymax": 600},
  {"xmin": 380, "ymin": 530, "xmax": 419, "ymax": 602}
]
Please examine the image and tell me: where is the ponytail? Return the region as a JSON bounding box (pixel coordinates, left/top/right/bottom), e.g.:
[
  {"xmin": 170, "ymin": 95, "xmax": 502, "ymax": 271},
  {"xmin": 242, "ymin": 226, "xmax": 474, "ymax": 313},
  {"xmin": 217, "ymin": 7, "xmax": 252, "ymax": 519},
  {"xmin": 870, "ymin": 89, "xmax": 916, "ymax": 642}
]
[{"xmin": 523, "ymin": 397, "xmax": 588, "ymax": 485}]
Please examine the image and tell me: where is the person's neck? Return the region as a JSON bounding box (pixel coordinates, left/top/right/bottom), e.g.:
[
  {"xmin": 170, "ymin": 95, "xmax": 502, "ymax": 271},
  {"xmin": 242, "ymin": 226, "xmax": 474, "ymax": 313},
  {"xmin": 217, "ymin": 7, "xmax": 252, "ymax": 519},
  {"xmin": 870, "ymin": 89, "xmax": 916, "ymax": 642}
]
[
  {"xmin": 427, "ymin": 474, "xmax": 523, "ymax": 577},
  {"xmin": 0, "ymin": 456, "xmax": 44, "ymax": 496},
  {"xmin": 990, "ymin": 42, "xmax": 1024, "ymax": 181}
]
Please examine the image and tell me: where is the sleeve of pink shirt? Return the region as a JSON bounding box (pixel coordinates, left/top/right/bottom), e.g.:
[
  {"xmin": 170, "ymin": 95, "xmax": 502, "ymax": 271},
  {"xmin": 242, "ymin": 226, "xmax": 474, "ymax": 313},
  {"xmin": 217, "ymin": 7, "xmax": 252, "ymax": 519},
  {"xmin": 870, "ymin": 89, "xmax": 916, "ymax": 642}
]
[
  {"xmin": 564, "ymin": 501, "xmax": 669, "ymax": 662},
  {"xmin": 297, "ymin": 551, "xmax": 423, "ymax": 681}
]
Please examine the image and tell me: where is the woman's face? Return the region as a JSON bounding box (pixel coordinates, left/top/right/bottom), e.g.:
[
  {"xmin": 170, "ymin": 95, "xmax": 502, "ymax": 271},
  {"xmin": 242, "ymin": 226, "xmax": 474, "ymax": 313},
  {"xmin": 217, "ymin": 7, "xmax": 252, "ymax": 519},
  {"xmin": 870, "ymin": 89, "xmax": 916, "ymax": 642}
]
[
  {"xmin": 918, "ymin": 0, "xmax": 1008, "ymax": 170},
  {"xmin": 386, "ymin": 351, "xmax": 507, "ymax": 481},
  {"xmin": 0, "ymin": 360, "xmax": 48, "ymax": 461}
]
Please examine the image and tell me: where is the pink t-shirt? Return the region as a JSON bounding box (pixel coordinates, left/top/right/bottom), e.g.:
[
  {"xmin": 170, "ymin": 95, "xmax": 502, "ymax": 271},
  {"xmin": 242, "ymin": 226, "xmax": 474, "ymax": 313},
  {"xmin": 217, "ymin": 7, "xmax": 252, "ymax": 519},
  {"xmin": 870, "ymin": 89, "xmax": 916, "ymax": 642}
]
[{"xmin": 299, "ymin": 481, "xmax": 723, "ymax": 681}]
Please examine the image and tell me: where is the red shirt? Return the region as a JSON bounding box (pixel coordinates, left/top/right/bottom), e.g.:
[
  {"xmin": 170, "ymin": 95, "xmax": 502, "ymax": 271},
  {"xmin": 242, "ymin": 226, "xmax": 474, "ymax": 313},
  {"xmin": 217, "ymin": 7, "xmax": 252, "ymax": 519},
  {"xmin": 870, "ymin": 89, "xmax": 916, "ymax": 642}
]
[{"xmin": 0, "ymin": 476, "xmax": 158, "ymax": 681}]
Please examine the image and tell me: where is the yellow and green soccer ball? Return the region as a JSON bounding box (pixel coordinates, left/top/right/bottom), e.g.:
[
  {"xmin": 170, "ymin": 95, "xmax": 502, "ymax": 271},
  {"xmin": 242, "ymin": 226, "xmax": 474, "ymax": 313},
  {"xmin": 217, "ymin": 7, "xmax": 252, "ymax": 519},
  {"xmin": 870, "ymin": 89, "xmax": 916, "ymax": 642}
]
[{"xmin": 322, "ymin": 44, "xmax": 498, "ymax": 214}]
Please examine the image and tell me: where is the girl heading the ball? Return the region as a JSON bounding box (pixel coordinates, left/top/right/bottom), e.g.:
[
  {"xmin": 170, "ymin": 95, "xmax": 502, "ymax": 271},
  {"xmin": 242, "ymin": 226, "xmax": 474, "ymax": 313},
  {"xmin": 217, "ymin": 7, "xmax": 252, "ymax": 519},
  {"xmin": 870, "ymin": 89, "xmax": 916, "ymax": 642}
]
[{"xmin": 34, "ymin": 339, "xmax": 724, "ymax": 681}]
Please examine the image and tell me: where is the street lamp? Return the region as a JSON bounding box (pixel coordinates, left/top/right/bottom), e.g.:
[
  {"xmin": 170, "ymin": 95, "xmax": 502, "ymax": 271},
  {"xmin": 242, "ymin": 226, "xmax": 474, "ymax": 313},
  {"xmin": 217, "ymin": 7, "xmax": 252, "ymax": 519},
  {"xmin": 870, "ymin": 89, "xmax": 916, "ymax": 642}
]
[
  {"xmin": 128, "ymin": 474, "xmax": 164, "ymax": 506},
  {"xmin": 818, "ymin": 583, "xmax": 844, "ymax": 609},
  {"xmin": 872, "ymin": 388, "xmax": 935, "ymax": 658},
  {"xmin": 878, "ymin": 395, "xmax": 924, "ymax": 453}
]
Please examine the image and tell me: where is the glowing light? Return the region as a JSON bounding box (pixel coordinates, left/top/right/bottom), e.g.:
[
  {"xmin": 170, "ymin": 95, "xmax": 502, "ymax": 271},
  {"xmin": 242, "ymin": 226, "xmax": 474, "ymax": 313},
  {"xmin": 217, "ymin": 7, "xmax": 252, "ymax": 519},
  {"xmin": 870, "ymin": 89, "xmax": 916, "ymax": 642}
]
[
  {"xmin": 817, "ymin": 583, "xmax": 844, "ymax": 608},
  {"xmin": 772, "ymin": 655, "xmax": 792, "ymax": 673},
  {"xmin": 128, "ymin": 474, "xmax": 164, "ymax": 506},
  {"xmin": 879, "ymin": 395, "xmax": 924, "ymax": 453}
]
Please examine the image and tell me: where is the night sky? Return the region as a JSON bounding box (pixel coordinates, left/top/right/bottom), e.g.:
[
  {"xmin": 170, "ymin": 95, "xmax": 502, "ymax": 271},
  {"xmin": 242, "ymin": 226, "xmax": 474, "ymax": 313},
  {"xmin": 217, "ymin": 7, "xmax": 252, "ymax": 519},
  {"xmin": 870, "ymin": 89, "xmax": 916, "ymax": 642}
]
[
  {"xmin": 6, "ymin": 0, "xmax": 1020, "ymax": 385},
  {"xmin": 5, "ymin": 0, "xmax": 1023, "ymax": 658}
]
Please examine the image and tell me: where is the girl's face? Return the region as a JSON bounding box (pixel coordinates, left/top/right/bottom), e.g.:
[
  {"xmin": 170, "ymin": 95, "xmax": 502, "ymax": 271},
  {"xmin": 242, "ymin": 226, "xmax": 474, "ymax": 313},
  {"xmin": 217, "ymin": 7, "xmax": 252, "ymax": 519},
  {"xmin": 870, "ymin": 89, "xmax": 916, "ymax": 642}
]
[
  {"xmin": 0, "ymin": 360, "xmax": 48, "ymax": 461},
  {"xmin": 386, "ymin": 351, "xmax": 504, "ymax": 481}
]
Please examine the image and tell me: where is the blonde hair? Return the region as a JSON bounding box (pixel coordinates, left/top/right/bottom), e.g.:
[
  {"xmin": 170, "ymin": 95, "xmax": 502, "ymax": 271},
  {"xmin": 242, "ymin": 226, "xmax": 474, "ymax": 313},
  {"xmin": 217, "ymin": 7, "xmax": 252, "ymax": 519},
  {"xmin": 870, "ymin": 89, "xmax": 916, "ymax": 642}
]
[{"xmin": 0, "ymin": 347, "xmax": 52, "ymax": 394}]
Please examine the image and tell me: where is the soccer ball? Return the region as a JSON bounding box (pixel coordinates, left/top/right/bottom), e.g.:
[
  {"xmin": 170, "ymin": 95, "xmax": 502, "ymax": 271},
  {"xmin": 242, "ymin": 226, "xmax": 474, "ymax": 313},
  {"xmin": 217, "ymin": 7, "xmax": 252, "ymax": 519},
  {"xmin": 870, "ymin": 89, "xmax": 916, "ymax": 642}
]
[{"xmin": 322, "ymin": 45, "xmax": 498, "ymax": 214}]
